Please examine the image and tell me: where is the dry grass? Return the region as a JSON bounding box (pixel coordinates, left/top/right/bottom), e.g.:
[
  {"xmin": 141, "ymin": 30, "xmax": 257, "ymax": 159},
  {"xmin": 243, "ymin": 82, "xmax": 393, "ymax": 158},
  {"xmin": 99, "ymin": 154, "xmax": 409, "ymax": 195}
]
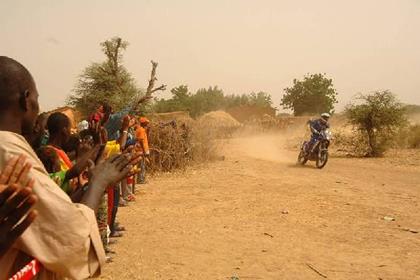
[
  {"xmin": 396, "ymin": 124, "xmax": 420, "ymax": 149},
  {"xmin": 148, "ymin": 123, "xmax": 192, "ymax": 172},
  {"xmin": 147, "ymin": 121, "xmax": 222, "ymax": 173},
  {"xmin": 332, "ymin": 129, "xmax": 370, "ymax": 157}
]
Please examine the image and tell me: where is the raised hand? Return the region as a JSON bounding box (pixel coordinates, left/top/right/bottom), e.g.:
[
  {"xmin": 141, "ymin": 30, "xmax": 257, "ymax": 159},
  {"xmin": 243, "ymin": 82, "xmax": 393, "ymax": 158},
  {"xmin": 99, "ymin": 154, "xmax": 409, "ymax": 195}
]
[
  {"xmin": 81, "ymin": 150, "xmax": 141, "ymax": 212},
  {"xmin": 0, "ymin": 155, "xmax": 32, "ymax": 187},
  {"xmin": 0, "ymin": 184, "xmax": 37, "ymax": 257},
  {"xmin": 122, "ymin": 115, "xmax": 131, "ymax": 131},
  {"xmin": 91, "ymin": 151, "xmax": 141, "ymax": 188}
]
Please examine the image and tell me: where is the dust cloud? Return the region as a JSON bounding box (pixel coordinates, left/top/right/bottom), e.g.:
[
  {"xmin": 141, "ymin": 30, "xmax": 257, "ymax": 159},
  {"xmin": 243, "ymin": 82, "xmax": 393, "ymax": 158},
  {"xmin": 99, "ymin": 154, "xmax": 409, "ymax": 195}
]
[
  {"xmin": 229, "ymin": 130, "xmax": 306, "ymax": 164},
  {"xmin": 409, "ymin": 113, "xmax": 420, "ymax": 125}
]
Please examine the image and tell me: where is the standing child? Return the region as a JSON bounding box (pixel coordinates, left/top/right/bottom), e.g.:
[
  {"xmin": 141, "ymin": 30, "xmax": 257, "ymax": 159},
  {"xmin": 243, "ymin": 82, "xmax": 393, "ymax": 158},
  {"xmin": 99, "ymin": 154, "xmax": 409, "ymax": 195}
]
[{"xmin": 135, "ymin": 117, "xmax": 150, "ymax": 184}]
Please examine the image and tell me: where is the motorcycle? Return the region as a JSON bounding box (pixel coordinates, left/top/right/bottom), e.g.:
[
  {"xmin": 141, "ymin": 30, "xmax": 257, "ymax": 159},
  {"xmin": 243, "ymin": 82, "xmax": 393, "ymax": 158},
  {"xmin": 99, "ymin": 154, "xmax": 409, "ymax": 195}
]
[{"xmin": 297, "ymin": 129, "xmax": 332, "ymax": 169}]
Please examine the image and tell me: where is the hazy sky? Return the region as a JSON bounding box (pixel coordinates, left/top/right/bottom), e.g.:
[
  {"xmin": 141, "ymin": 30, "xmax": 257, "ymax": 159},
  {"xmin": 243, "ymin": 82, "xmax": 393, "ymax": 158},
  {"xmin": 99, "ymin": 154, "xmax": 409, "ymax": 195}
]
[{"xmin": 1, "ymin": 0, "xmax": 419, "ymax": 112}]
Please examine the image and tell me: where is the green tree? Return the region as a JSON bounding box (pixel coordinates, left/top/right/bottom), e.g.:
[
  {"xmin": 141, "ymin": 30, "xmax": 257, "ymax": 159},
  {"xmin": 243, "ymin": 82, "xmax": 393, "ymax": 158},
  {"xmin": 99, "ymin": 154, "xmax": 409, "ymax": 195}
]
[
  {"xmin": 154, "ymin": 85, "xmax": 225, "ymax": 117},
  {"xmin": 223, "ymin": 92, "xmax": 272, "ymax": 109},
  {"xmin": 189, "ymin": 86, "xmax": 225, "ymax": 117},
  {"xmin": 249, "ymin": 91, "xmax": 273, "ymax": 108},
  {"xmin": 67, "ymin": 37, "xmax": 141, "ymax": 117},
  {"xmin": 153, "ymin": 86, "xmax": 276, "ymax": 118},
  {"xmin": 171, "ymin": 85, "xmax": 191, "ymax": 110},
  {"xmin": 346, "ymin": 90, "xmax": 407, "ymax": 157},
  {"xmin": 154, "ymin": 85, "xmax": 191, "ymax": 113},
  {"xmin": 281, "ymin": 73, "xmax": 338, "ymax": 116}
]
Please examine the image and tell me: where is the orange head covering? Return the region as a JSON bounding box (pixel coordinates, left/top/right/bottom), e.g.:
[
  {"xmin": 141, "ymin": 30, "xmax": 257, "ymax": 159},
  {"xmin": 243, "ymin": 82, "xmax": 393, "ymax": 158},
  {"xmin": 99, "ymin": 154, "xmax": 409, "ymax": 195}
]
[{"xmin": 139, "ymin": 117, "xmax": 150, "ymax": 124}]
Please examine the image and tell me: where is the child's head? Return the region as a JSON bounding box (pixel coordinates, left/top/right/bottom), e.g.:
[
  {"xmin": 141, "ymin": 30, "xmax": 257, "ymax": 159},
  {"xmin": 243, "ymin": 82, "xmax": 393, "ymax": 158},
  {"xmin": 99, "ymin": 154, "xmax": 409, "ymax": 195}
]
[
  {"xmin": 36, "ymin": 146, "xmax": 61, "ymax": 173},
  {"xmin": 63, "ymin": 134, "xmax": 81, "ymax": 154}
]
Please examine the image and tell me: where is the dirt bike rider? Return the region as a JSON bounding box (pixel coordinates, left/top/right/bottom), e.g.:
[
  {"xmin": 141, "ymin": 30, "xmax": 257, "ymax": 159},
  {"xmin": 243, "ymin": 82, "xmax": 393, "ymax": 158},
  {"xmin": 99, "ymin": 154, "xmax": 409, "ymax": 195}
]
[{"xmin": 304, "ymin": 113, "xmax": 331, "ymax": 155}]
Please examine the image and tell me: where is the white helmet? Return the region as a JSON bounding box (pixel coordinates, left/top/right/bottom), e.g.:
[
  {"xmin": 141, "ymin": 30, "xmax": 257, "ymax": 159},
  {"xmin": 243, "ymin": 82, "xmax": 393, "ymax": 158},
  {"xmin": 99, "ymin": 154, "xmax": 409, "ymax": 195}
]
[{"xmin": 321, "ymin": 113, "xmax": 331, "ymax": 120}]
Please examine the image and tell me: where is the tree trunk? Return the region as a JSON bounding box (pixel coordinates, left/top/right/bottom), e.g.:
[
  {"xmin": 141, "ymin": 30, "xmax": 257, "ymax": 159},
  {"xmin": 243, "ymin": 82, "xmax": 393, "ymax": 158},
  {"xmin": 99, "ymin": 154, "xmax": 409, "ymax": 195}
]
[{"xmin": 366, "ymin": 128, "xmax": 378, "ymax": 157}]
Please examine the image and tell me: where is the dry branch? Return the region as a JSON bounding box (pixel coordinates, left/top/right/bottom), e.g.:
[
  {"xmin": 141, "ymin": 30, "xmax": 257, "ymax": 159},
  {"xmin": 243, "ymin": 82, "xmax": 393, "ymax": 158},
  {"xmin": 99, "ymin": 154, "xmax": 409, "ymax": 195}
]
[
  {"xmin": 147, "ymin": 120, "xmax": 218, "ymax": 173},
  {"xmin": 131, "ymin": 60, "xmax": 167, "ymax": 111},
  {"xmin": 145, "ymin": 60, "xmax": 166, "ymax": 97},
  {"xmin": 306, "ymin": 263, "xmax": 327, "ymax": 278}
]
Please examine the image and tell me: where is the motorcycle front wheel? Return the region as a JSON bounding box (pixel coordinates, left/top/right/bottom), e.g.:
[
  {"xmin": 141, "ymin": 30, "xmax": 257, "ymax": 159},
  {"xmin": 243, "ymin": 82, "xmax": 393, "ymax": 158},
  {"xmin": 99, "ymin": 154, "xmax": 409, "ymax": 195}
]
[
  {"xmin": 316, "ymin": 149, "xmax": 328, "ymax": 169},
  {"xmin": 297, "ymin": 150, "xmax": 308, "ymax": 165}
]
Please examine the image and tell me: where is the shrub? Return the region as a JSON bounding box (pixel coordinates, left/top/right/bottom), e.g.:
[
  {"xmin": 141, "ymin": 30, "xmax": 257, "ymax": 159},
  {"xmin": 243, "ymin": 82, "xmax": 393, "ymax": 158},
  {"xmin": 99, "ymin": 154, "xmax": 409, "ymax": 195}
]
[
  {"xmin": 147, "ymin": 120, "xmax": 219, "ymax": 173},
  {"xmin": 346, "ymin": 91, "xmax": 407, "ymax": 157},
  {"xmin": 332, "ymin": 129, "xmax": 370, "ymax": 157},
  {"xmin": 397, "ymin": 124, "xmax": 420, "ymax": 149},
  {"xmin": 408, "ymin": 125, "xmax": 420, "ymax": 148}
]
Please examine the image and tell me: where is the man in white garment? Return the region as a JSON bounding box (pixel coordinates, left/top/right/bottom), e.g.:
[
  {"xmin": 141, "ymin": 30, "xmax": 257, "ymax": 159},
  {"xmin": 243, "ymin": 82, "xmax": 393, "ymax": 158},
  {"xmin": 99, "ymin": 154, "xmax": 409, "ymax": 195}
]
[{"xmin": 0, "ymin": 56, "xmax": 136, "ymax": 279}]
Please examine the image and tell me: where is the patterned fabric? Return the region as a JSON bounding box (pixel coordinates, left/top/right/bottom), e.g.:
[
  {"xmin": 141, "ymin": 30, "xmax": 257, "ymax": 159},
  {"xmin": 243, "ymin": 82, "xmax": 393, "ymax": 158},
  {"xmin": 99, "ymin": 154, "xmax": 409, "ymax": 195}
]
[
  {"xmin": 49, "ymin": 170, "xmax": 71, "ymax": 195},
  {"xmin": 107, "ymin": 187, "xmax": 114, "ymax": 227},
  {"xmin": 96, "ymin": 193, "xmax": 108, "ymax": 248},
  {"xmin": 48, "ymin": 145, "xmax": 73, "ymax": 171},
  {"xmin": 110, "ymin": 184, "xmax": 120, "ymax": 233},
  {"xmin": 139, "ymin": 157, "xmax": 146, "ymax": 183},
  {"xmin": 9, "ymin": 259, "xmax": 41, "ymax": 280},
  {"xmin": 37, "ymin": 146, "xmax": 73, "ymax": 195}
]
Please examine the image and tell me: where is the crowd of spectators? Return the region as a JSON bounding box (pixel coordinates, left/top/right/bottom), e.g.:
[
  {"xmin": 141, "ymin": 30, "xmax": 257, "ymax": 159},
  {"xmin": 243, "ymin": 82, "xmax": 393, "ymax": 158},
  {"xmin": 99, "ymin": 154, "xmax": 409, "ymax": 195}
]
[{"xmin": 0, "ymin": 56, "xmax": 152, "ymax": 279}]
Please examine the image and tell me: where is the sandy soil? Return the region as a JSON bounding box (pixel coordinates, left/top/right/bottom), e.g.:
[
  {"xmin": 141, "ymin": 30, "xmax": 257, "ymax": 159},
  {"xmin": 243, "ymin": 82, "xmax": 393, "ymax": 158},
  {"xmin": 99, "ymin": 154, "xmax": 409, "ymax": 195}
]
[{"xmin": 100, "ymin": 134, "xmax": 420, "ymax": 280}]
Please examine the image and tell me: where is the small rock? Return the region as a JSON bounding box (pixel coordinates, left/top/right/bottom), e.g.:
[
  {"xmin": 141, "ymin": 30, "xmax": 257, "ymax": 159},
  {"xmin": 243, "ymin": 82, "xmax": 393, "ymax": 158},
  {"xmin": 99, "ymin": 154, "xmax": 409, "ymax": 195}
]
[
  {"xmin": 383, "ymin": 216, "xmax": 395, "ymax": 221},
  {"xmin": 402, "ymin": 228, "xmax": 418, "ymax": 234},
  {"xmin": 281, "ymin": 210, "xmax": 289, "ymax": 214}
]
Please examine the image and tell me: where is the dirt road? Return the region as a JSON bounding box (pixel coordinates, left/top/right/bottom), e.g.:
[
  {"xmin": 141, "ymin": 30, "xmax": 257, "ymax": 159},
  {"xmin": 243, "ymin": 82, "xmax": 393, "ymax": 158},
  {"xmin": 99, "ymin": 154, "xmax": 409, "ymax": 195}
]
[{"xmin": 100, "ymin": 134, "xmax": 420, "ymax": 280}]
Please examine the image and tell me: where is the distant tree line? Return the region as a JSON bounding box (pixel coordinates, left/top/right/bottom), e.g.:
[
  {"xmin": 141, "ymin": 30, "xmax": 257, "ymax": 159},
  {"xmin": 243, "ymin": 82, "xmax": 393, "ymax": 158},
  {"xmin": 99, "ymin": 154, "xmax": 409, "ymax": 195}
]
[
  {"xmin": 404, "ymin": 104, "xmax": 420, "ymax": 115},
  {"xmin": 67, "ymin": 37, "xmax": 341, "ymax": 120},
  {"xmin": 153, "ymin": 85, "xmax": 274, "ymax": 118}
]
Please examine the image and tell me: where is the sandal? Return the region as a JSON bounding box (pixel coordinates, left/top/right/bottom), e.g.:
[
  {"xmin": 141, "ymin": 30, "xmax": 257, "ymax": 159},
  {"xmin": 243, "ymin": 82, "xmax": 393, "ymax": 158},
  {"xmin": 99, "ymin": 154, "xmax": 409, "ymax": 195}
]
[
  {"xmin": 125, "ymin": 194, "xmax": 136, "ymax": 202},
  {"xmin": 108, "ymin": 239, "xmax": 118, "ymax": 245},
  {"xmin": 105, "ymin": 247, "xmax": 116, "ymax": 254},
  {"xmin": 110, "ymin": 231, "xmax": 123, "ymax": 238},
  {"xmin": 115, "ymin": 225, "xmax": 126, "ymax": 231},
  {"xmin": 119, "ymin": 199, "xmax": 128, "ymax": 207}
]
